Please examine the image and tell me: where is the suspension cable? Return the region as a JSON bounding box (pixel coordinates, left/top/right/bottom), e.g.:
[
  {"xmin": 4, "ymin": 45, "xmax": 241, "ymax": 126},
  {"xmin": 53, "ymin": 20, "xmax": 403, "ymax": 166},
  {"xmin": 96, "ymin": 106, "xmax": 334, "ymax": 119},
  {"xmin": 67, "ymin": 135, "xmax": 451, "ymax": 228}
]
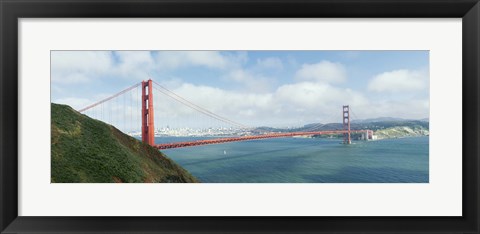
[
  {"xmin": 151, "ymin": 82, "xmax": 250, "ymax": 129},
  {"xmin": 78, "ymin": 82, "xmax": 142, "ymax": 113}
]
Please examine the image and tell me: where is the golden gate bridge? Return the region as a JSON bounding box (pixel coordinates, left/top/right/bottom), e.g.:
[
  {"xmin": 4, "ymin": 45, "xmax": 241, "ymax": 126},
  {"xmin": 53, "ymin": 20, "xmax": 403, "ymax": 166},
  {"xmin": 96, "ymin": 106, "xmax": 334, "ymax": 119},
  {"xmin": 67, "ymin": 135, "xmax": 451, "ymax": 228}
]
[{"xmin": 78, "ymin": 79, "xmax": 373, "ymax": 150}]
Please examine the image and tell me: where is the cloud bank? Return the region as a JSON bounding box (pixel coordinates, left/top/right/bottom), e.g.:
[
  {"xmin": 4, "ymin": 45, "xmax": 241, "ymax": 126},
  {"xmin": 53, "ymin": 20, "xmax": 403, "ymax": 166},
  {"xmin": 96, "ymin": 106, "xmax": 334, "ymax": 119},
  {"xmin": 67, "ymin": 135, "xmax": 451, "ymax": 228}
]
[{"xmin": 51, "ymin": 51, "xmax": 429, "ymax": 127}]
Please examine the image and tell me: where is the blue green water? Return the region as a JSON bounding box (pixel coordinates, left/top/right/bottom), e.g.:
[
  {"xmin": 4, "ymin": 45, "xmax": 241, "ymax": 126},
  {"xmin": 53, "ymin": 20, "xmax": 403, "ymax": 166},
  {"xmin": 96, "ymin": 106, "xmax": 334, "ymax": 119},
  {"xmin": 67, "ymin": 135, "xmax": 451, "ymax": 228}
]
[{"xmin": 155, "ymin": 136, "xmax": 429, "ymax": 183}]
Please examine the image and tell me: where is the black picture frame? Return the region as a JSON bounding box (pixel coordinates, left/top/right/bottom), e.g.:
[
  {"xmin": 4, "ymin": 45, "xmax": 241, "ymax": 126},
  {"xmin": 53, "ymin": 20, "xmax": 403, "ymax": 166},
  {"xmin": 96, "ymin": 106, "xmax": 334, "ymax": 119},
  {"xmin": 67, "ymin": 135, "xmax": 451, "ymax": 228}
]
[{"xmin": 1, "ymin": 0, "xmax": 479, "ymax": 233}]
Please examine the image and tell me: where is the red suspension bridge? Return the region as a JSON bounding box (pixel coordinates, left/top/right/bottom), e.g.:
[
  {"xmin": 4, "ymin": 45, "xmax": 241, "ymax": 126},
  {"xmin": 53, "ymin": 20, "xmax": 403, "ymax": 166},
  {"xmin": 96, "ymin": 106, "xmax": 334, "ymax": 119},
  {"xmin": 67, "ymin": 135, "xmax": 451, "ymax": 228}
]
[{"xmin": 78, "ymin": 79, "xmax": 373, "ymax": 150}]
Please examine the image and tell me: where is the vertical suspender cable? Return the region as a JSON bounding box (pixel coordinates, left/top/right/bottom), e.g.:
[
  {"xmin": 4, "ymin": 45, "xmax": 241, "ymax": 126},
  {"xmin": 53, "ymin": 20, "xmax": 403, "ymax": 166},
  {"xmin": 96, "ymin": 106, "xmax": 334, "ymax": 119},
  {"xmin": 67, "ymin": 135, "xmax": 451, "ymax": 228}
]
[
  {"xmin": 122, "ymin": 94, "xmax": 127, "ymax": 133},
  {"xmin": 137, "ymin": 85, "xmax": 139, "ymax": 134},
  {"xmin": 130, "ymin": 89, "xmax": 132, "ymax": 133}
]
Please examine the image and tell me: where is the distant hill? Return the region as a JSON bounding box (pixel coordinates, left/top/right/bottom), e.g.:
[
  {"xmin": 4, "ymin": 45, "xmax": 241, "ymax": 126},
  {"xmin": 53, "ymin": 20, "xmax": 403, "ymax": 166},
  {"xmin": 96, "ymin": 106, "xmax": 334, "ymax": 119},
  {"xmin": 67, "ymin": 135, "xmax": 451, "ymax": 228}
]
[
  {"xmin": 374, "ymin": 126, "xmax": 429, "ymax": 139},
  {"xmin": 352, "ymin": 117, "xmax": 429, "ymax": 123},
  {"xmin": 296, "ymin": 120, "xmax": 428, "ymax": 131},
  {"xmin": 51, "ymin": 103, "xmax": 198, "ymax": 183},
  {"xmin": 254, "ymin": 119, "xmax": 429, "ymax": 140}
]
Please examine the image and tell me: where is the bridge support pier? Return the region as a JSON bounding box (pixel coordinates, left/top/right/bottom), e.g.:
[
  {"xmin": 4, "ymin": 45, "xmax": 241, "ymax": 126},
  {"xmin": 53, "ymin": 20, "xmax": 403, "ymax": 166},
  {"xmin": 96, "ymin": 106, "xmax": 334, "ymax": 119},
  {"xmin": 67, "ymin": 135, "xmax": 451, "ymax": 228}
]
[
  {"xmin": 343, "ymin": 105, "xmax": 351, "ymax": 144},
  {"xmin": 142, "ymin": 79, "xmax": 155, "ymax": 146}
]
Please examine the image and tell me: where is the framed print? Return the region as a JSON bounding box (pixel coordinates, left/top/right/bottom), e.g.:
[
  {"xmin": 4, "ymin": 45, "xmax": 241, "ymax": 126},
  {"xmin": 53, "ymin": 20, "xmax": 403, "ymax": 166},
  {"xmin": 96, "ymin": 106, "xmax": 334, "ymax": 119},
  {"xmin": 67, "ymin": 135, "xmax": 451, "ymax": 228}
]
[{"xmin": 1, "ymin": 0, "xmax": 479, "ymax": 233}]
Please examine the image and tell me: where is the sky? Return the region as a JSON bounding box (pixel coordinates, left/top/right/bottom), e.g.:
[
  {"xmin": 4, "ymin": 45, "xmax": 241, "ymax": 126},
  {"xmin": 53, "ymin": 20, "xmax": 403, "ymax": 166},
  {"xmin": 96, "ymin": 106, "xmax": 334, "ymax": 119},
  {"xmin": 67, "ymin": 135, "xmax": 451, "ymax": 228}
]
[{"xmin": 51, "ymin": 50, "xmax": 429, "ymax": 128}]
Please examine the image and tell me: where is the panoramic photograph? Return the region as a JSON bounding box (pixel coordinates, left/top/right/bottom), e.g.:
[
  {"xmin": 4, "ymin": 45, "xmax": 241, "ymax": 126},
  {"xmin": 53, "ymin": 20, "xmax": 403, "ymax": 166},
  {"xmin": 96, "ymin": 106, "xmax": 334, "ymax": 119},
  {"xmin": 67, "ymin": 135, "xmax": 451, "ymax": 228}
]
[{"xmin": 51, "ymin": 50, "xmax": 429, "ymax": 183}]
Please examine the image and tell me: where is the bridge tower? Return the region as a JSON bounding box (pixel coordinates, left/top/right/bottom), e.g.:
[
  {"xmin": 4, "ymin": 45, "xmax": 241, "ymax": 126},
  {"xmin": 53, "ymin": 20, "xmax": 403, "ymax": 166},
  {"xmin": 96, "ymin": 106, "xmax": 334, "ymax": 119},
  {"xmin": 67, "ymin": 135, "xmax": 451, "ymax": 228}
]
[
  {"xmin": 141, "ymin": 79, "xmax": 155, "ymax": 146},
  {"xmin": 343, "ymin": 105, "xmax": 351, "ymax": 144}
]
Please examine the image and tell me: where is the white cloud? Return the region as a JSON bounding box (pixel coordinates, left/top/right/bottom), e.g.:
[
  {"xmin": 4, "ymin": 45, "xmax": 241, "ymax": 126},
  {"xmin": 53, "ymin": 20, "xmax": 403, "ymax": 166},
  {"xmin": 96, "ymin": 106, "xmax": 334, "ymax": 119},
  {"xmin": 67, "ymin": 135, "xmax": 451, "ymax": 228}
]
[
  {"xmin": 256, "ymin": 57, "xmax": 283, "ymax": 70},
  {"xmin": 51, "ymin": 51, "xmax": 113, "ymax": 84},
  {"xmin": 51, "ymin": 51, "xmax": 249, "ymax": 85},
  {"xmin": 59, "ymin": 79, "xmax": 429, "ymax": 129},
  {"xmin": 153, "ymin": 81, "xmax": 371, "ymax": 127},
  {"xmin": 161, "ymin": 81, "xmax": 429, "ymax": 126},
  {"xmin": 53, "ymin": 73, "xmax": 90, "ymax": 84},
  {"xmin": 154, "ymin": 51, "xmax": 245, "ymax": 70},
  {"xmin": 172, "ymin": 83, "xmax": 274, "ymax": 113},
  {"xmin": 225, "ymin": 69, "xmax": 275, "ymax": 93},
  {"xmin": 275, "ymin": 82, "xmax": 367, "ymax": 108},
  {"xmin": 368, "ymin": 69, "xmax": 428, "ymax": 93},
  {"xmin": 364, "ymin": 99, "xmax": 429, "ymax": 120},
  {"xmin": 295, "ymin": 60, "xmax": 347, "ymax": 83},
  {"xmin": 161, "ymin": 80, "xmax": 428, "ymax": 126},
  {"xmin": 51, "ymin": 51, "xmax": 112, "ymax": 73},
  {"xmin": 274, "ymin": 82, "xmax": 369, "ymax": 123},
  {"xmin": 184, "ymin": 51, "xmax": 229, "ymax": 68},
  {"xmin": 153, "ymin": 83, "xmax": 277, "ymax": 127},
  {"xmin": 51, "ymin": 52, "xmax": 429, "ymax": 127},
  {"xmin": 113, "ymin": 51, "xmax": 155, "ymax": 80},
  {"xmin": 53, "ymin": 97, "xmax": 92, "ymax": 110}
]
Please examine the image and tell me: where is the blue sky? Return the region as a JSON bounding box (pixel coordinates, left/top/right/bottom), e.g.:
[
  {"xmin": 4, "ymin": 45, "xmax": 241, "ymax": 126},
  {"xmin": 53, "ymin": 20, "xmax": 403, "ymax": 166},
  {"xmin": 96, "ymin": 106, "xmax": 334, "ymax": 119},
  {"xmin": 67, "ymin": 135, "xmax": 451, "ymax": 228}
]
[{"xmin": 51, "ymin": 51, "xmax": 429, "ymax": 128}]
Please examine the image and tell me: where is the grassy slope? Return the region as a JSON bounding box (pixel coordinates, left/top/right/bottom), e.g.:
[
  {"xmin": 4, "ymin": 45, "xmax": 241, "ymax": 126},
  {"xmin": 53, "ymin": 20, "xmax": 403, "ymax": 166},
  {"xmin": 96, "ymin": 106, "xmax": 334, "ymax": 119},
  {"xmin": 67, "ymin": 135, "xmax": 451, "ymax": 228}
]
[{"xmin": 51, "ymin": 103, "xmax": 198, "ymax": 183}]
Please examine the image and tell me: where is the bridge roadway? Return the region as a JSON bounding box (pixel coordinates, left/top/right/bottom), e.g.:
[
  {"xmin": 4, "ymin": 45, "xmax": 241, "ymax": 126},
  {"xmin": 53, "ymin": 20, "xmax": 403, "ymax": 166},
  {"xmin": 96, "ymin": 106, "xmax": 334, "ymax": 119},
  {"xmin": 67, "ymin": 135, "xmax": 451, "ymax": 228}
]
[{"xmin": 153, "ymin": 130, "xmax": 372, "ymax": 149}]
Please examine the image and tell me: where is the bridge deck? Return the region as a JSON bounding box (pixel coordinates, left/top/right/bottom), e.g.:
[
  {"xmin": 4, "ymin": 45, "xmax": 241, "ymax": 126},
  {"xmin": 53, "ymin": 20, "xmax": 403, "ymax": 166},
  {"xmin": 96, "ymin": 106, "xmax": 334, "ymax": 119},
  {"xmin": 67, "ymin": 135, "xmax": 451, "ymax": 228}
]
[{"xmin": 153, "ymin": 130, "xmax": 371, "ymax": 150}]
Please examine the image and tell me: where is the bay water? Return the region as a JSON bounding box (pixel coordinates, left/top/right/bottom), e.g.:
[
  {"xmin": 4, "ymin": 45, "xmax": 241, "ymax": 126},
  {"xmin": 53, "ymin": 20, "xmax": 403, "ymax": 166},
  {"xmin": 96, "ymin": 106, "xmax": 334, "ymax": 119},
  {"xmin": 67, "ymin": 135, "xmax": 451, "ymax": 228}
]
[{"xmin": 155, "ymin": 136, "xmax": 429, "ymax": 183}]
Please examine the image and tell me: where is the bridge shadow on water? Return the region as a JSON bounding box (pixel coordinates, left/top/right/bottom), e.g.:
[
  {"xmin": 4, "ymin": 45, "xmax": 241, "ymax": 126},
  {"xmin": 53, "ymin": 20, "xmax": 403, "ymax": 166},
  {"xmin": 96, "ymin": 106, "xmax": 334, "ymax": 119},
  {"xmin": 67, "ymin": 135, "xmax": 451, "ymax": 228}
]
[{"xmin": 180, "ymin": 142, "xmax": 321, "ymax": 167}]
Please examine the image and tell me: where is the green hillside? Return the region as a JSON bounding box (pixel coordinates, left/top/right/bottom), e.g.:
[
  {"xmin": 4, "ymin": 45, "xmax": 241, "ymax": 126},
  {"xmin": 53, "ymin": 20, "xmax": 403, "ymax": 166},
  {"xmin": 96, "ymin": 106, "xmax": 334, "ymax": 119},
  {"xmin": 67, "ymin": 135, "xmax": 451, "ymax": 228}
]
[{"xmin": 51, "ymin": 103, "xmax": 198, "ymax": 183}]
